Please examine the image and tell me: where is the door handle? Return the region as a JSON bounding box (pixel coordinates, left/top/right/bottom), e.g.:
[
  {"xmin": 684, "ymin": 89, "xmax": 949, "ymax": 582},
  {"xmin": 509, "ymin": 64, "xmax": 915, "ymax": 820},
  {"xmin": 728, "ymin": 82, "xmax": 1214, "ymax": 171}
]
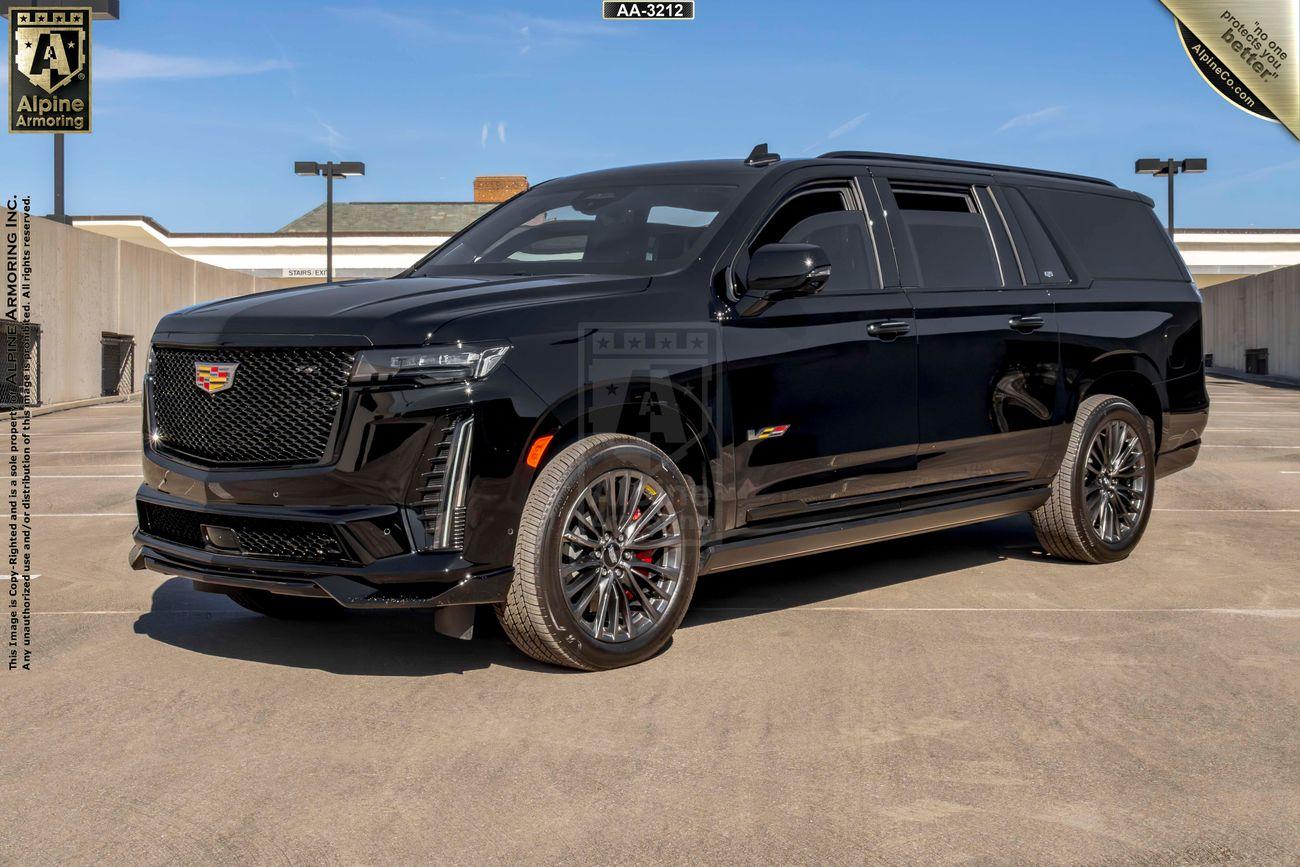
[
  {"xmin": 867, "ymin": 319, "xmax": 911, "ymax": 340},
  {"xmin": 1008, "ymin": 314, "xmax": 1046, "ymax": 333}
]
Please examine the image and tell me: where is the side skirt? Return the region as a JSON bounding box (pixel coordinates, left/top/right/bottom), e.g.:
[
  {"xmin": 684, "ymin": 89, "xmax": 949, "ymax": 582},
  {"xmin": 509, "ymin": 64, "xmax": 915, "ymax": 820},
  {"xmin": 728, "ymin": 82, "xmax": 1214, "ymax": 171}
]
[{"xmin": 699, "ymin": 486, "xmax": 1050, "ymax": 575}]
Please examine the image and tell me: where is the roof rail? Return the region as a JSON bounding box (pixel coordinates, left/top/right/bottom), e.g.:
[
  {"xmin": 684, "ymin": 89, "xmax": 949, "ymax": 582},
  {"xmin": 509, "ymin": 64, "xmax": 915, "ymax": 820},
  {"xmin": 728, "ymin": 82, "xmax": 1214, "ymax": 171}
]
[{"xmin": 818, "ymin": 151, "xmax": 1116, "ymax": 188}]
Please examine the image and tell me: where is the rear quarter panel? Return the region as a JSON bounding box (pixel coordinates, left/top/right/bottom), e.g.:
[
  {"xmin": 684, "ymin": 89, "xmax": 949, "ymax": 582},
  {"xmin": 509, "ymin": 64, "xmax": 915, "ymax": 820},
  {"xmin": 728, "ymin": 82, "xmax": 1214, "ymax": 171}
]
[{"xmin": 1013, "ymin": 180, "xmax": 1209, "ymax": 466}]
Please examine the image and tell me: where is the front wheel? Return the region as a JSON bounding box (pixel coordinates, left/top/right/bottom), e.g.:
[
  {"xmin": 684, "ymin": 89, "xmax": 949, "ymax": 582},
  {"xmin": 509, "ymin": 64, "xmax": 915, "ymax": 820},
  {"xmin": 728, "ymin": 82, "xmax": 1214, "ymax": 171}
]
[
  {"xmin": 497, "ymin": 434, "xmax": 700, "ymax": 671},
  {"xmin": 1031, "ymin": 394, "xmax": 1156, "ymax": 563}
]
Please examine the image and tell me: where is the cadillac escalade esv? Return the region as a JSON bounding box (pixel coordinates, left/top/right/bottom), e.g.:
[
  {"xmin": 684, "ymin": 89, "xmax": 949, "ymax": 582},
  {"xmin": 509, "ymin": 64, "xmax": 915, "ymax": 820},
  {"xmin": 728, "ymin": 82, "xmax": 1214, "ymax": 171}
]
[{"xmin": 130, "ymin": 146, "xmax": 1209, "ymax": 670}]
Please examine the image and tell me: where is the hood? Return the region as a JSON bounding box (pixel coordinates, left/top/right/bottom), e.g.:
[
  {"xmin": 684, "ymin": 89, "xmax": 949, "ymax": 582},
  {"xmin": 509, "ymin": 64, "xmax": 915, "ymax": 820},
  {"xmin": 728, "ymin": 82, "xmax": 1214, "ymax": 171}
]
[{"xmin": 152, "ymin": 273, "xmax": 648, "ymax": 347}]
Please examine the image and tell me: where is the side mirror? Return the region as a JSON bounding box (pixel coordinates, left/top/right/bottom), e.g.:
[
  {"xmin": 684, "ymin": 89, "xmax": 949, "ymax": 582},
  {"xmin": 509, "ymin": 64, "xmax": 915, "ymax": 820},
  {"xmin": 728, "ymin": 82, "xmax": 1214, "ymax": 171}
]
[{"xmin": 745, "ymin": 243, "xmax": 831, "ymax": 297}]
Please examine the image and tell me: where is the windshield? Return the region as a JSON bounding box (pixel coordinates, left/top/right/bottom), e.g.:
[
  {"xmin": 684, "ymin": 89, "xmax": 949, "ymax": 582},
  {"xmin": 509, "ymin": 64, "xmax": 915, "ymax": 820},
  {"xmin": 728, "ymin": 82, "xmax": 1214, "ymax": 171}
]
[{"xmin": 411, "ymin": 183, "xmax": 739, "ymax": 277}]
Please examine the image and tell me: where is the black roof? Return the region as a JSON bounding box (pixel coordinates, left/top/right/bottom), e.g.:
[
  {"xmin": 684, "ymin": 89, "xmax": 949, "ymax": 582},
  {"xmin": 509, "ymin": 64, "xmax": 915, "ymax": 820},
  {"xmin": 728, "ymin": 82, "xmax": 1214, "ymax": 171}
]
[
  {"xmin": 266, "ymin": 153, "xmax": 1129, "ymax": 237},
  {"xmin": 545, "ymin": 153, "xmax": 1118, "ymax": 194},
  {"xmin": 541, "ymin": 159, "xmax": 768, "ymax": 189},
  {"xmin": 818, "ymin": 150, "xmax": 1116, "ymax": 188}
]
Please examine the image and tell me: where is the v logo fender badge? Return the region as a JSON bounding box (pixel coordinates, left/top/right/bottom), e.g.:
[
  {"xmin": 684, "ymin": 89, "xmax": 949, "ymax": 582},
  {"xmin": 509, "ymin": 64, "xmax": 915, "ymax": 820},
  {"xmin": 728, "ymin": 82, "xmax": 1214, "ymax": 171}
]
[{"xmin": 747, "ymin": 424, "xmax": 791, "ymax": 441}]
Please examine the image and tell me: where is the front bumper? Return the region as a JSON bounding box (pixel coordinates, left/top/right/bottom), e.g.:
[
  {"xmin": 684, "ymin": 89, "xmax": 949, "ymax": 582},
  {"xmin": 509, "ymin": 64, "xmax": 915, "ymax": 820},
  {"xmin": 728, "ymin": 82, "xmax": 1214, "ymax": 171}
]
[
  {"xmin": 133, "ymin": 357, "xmax": 547, "ymax": 606},
  {"xmin": 129, "ymin": 540, "xmax": 511, "ymax": 609},
  {"xmin": 131, "ymin": 487, "xmax": 513, "ymax": 606}
]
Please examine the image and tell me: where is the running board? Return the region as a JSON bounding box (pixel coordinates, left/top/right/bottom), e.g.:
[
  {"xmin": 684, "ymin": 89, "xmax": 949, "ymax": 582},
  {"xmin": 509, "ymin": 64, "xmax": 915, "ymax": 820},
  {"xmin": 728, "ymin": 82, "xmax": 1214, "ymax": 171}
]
[{"xmin": 699, "ymin": 486, "xmax": 1050, "ymax": 575}]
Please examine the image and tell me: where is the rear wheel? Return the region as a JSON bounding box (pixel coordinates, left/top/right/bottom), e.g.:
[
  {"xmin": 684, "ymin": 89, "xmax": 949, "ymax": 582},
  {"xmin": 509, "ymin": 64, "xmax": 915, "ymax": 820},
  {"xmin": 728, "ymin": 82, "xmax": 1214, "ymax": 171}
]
[
  {"xmin": 1031, "ymin": 394, "xmax": 1155, "ymax": 563},
  {"xmin": 497, "ymin": 434, "xmax": 700, "ymax": 671},
  {"xmin": 222, "ymin": 587, "xmax": 345, "ymax": 620}
]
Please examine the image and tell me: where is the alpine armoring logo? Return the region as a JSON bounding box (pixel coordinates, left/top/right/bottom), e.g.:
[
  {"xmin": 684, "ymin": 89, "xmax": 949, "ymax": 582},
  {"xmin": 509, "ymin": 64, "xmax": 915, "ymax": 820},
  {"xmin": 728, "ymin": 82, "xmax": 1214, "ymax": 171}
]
[{"xmin": 8, "ymin": 6, "xmax": 92, "ymax": 133}]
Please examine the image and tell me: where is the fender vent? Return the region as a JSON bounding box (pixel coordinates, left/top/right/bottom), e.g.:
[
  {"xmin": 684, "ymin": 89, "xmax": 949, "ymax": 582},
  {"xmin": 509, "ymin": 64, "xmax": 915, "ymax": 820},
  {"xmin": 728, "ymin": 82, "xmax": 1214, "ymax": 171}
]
[
  {"xmin": 413, "ymin": 423, "xmax": 455, "ymax": 548},
  {"xmin": 410, "ymin": 417, "xmax": 473, "ymax": 551}
]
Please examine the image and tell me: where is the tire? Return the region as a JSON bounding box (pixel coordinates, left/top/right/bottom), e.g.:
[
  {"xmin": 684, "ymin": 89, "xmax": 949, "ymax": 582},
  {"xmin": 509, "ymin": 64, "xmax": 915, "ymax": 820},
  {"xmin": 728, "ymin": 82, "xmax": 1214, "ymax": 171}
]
[
  {"xmin": 1031, "ymin": 394, "xmax": 1156, "ymax": 563},
  {"xmin": 222, "ymin": 587, "xmax": 346, "ymax": 620},
  {"xmin": 497, "ymin": 434, "xmax": 700, "ymax": 671}
]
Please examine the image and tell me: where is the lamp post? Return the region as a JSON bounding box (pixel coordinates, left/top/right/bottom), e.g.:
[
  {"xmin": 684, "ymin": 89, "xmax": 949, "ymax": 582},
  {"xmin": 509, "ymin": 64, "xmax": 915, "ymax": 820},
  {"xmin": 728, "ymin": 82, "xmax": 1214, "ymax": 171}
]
[
  {"xmin": 294, "ymin": 160, "xmax": 365, "ymax": 282},
  {"xmin": 1135, "ymin": 157, "xmax": 1207, "ymax": 237}
]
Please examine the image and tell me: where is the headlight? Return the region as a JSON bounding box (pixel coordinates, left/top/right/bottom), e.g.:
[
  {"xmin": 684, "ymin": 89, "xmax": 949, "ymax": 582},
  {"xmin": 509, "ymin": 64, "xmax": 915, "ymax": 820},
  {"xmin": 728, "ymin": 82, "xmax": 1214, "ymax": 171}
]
[
  {"xmin": 145, "ymin": 347, "xmax": 156, "ymax": 377},
  {"xmin": 350, "ymin": 343, "xmax": 510, "ymax": 385}
]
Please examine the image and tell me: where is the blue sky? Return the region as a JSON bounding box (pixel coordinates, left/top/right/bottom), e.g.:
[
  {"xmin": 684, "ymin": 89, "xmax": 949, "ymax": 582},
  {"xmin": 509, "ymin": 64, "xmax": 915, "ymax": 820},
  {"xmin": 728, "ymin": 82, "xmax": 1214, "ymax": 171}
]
[{"xmin": 4, "ymin": 0, "xmax": 1298, "ymax": 230}]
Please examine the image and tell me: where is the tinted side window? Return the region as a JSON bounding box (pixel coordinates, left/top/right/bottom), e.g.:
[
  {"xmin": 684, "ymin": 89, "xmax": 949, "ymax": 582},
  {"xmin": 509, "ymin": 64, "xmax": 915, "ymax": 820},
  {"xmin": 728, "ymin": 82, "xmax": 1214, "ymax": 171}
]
[
  {"xmin": 1002, "ymin": 187, "xmax": 1069, "ymax": 285},
  {"xmin": 890, "ymin": 184, "xmax": 1001, "ymax": 289},
  {"xmin": 751, "ymin": 188, "xmax": 879, "ymax": 293},
  {"xmin": 1026, "ymin": 188, "xmax": 1184, "ymax": 281}
]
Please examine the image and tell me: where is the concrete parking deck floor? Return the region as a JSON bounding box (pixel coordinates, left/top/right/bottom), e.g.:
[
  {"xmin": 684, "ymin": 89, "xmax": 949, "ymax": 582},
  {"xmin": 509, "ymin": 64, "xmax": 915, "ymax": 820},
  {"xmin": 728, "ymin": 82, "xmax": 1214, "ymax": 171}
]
[{"xmin": 5, "ymin": 376, "xmax": 1298, "ymax": 864}]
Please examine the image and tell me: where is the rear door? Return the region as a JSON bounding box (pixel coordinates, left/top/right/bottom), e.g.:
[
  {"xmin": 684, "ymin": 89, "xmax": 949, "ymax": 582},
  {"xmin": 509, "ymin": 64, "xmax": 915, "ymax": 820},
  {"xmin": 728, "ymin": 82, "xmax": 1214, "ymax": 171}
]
[
  {"xmin": 873, "ymin": 168, "xmax": 1062, "ymax": 493},
  {"xmin": 723, "ymin": 173, "xmax": 918, "ymax": 526}
]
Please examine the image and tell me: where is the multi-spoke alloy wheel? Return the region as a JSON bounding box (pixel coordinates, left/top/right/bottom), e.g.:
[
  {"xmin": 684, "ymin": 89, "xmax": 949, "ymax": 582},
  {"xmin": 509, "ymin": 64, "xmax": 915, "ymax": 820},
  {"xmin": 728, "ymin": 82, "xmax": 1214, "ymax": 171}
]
[
  {"xmin": 498, "ymin": 434, "xmax": 700, "ymax": 670},
  {"xmin": 1082, "ymin": 418, "xmax": 1147, "ymax": 545},
  {"xmin": 1031, "ymin": 394, "xmax": 1156, "ymax": 563},
  {"xmin": 559, "ymin": 470, "xmax": 684, "ymax": 643}
]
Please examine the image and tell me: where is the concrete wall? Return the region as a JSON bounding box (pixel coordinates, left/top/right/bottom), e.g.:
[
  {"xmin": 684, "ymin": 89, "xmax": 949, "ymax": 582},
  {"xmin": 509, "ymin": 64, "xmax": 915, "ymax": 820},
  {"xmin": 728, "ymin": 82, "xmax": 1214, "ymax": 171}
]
[
  {"xmin": 1201, "ymin": 262, "xmax": 1300, "ymax": 381},
  {"xmin": 29, "ymin": 217, "xmax": 276, "ymax": 406}
]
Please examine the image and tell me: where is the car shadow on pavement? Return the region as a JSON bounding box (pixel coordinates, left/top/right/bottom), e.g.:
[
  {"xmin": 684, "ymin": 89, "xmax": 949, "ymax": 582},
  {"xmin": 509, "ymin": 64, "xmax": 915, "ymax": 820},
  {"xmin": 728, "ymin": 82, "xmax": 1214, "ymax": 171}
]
[
  {"xmin": 684, "ymin": 514, "xmax": 1046, "ymax": 628},
  {"xmin": 133, "ymin": 515, "xmax": 1045, "ymax": 675},
  {"xmin": 133, "ymin": 579, "xmax": 562, "ymax": 677}
]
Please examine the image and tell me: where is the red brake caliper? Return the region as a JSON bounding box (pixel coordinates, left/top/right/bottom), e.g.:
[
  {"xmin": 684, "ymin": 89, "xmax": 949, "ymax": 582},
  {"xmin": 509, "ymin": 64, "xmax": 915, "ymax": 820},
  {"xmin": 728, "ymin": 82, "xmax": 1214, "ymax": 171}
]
[
  {"xmin": 629, "ymin": 508, "xmax": 655, "ymax": 562},
  {"xmin": 625, "ymin": 509, "xmax": 651, "ymax": 599}
]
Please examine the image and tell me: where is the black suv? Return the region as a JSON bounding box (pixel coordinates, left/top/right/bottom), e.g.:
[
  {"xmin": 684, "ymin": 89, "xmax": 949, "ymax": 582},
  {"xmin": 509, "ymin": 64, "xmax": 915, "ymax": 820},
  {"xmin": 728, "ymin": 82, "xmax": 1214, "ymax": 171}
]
[{"xmin": 131, "ymin": 147, "xmax": 1209, "ymax": 670}]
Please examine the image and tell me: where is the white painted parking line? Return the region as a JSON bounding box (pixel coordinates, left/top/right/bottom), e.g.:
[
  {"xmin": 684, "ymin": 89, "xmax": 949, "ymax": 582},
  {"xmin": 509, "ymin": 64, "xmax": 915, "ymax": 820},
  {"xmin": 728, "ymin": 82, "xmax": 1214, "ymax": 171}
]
[
  {"xmin": 30, "ymin": 607, "xmax": 1300, "ymax": 617},
  {"xmin": 1281, "ymin": 471, "xmax": 1300, "ymax": 474},
  {"xmin": 1153, "ymin": 508, "xmax": 1300, "ymax": 512},
  {"xmin": 33, "ymin": 474, "xmax": 141, "ymax": 479},
  {"xmin": 1199, "ymin": 445, "xmax": 1300, "ymax": 449},
  {"xmin": 36, "ymin": 611, "xmax": 157, "ymax": 616},
  {"xmin": 40, "ymin": 417, "xmax": 137, "ymax": 423},
  {"xmin": 31, "ymin": 512, "xmax": 135, "ymax": 517},
  {"xmin": 33, "ymin": 432, "xmax": 139, "ymax": 436},
  {"xmin": 1205, "ymin": 428, "xmax": 1300, "ymax": 432},
  {"xmin": 45, "ymin": 450, "xmax": 141, "ymax": 455},
  {"xmin": 689, "ymin": 607, "xmax": 1300, "ymax": 615}
]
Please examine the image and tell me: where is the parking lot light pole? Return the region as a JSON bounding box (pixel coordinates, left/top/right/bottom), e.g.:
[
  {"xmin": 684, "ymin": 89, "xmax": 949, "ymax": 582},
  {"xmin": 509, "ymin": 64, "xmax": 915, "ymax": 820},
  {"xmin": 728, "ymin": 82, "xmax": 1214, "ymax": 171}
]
[
  {"xmin": 294, "ymin": 160, "xmax": 365, "ymax": 282},
  {"xmin": 1135, "ymin": 157, "xmax": 1207, "ymax": 236}
]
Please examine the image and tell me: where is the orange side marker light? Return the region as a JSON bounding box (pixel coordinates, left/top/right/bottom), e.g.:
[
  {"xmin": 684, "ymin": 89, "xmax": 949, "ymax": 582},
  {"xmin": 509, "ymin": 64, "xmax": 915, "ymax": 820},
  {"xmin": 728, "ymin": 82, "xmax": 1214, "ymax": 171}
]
[{"xmin": 525, "ymin": 434, "xmax": 554, "ymax": 468}]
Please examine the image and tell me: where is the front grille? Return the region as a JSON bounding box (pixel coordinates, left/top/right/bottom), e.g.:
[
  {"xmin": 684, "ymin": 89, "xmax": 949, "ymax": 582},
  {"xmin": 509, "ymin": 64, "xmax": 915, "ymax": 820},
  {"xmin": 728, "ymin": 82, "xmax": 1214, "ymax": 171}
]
[
  {"xmin": 138, "ymin": 501, "xmax": 353, "ymax": 564},
  {"xmin": 150, "ymin": 346, "xmax": 356, "ymax": 465}
]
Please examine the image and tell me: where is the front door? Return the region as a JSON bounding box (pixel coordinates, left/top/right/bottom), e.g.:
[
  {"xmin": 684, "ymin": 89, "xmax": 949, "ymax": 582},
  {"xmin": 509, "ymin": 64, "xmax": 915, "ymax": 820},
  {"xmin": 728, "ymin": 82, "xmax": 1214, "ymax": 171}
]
[
  {"xmin": 723, "ymin": 176, "xmax": 919, "ymax": 526},
  {"xmin": 874, "ymin": 170, "xmax": 1061, "ymax": 492}
]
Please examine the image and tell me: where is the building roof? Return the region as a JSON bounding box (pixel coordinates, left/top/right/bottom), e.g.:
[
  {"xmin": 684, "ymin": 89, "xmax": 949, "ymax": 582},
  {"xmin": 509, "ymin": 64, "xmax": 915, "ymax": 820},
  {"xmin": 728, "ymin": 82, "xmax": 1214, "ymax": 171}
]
[{"xmin": 277, "ymin": 201, "xmax": 498, "ymax": 234}]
